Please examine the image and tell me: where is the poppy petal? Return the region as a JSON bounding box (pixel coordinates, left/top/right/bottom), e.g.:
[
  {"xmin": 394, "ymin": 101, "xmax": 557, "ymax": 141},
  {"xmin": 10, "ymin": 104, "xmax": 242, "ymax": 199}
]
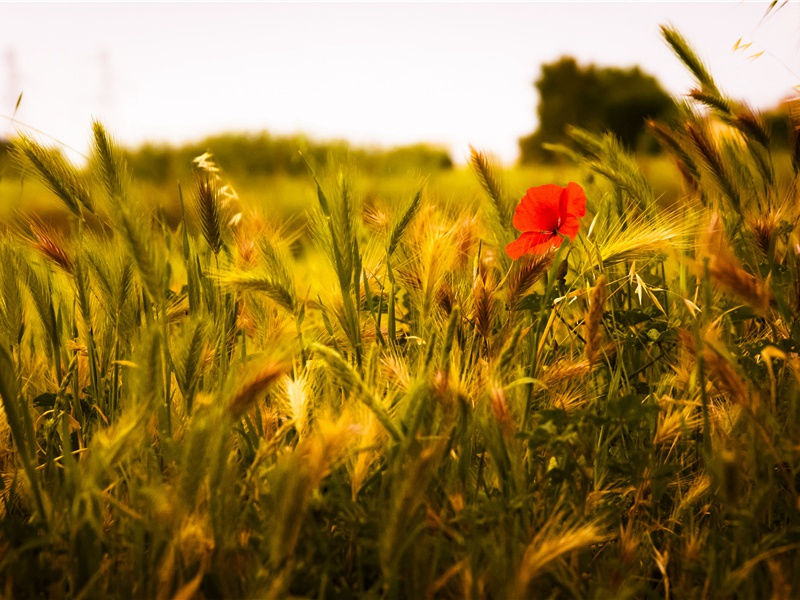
[
  {"xmin": 563, "ymin": 182, "xmax": 586, "ymax": 219},
  {"xmin": 512, "ymin": 185, "xmax": 562, "ymax": 233},
  {"xmin": 558, "ymin": 215, "xmax": 581, "ymax": 240},
  {"xmin": 505, "ymin": 231, "xmax": 557, "ymax": 259}
]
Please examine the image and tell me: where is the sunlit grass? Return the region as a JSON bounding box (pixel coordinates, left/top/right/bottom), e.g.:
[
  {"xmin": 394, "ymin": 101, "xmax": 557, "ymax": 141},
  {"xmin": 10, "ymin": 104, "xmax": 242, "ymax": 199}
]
[{"xmin": 0, "ymin": 26, "xmax": 798, "ymax": 600}]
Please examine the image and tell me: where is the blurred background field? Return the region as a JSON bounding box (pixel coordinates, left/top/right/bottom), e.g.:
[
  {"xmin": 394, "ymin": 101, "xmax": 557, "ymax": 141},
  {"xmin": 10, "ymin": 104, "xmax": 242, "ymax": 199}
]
[
  {"xmin": 1, "ymin": 2, "xmax": 796, "ymax": 226},
  {"xmin": 0, "ymin": 143, "xmax": 683, "ymax": 228},
  {"xmin": 2, "ymin": 2, "xmax": 795, "ymax": 231}
]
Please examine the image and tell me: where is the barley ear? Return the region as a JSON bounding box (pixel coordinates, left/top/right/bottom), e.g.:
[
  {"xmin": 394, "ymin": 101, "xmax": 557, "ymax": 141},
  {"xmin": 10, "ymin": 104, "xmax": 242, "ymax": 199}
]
[
  {"xmin": 92, "ymin": 121, "xmax": 129, "ymax": 202},
  {"xmin": 195, "ymin": 174, "xmax": 223, "ymax": 255},
  {"xmin": 584, "ymin": 275, "xmax": 607, "ymax": 364},
  {"xmin": 470, "ymin": 146, "xmax": 508, "ymax": 224},
  {"xmin": 12, "ymin": 134, "xmax": 94, "ymax": 217}
]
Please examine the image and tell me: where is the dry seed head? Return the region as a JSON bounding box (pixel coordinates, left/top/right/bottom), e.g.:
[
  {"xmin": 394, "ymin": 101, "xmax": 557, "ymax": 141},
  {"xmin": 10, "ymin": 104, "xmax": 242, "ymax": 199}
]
[
  {"xmin": 191, "ymin": 154, "xmax": 243, "ymax": 250},
  {"xmin": 489, "ymin": 383, "xmax": 513, "ymax": 437},
  {"xmin": 27, "ymin": 219, "xmax": 73, "ymax": 273},
  {"xmin": 593, "ymin": 208, "xmax": 691, "ymax": 267},
  {"xmin": 166, "ymin": 294, "xmax": 190, "ymax": 323},
  {"xmin": 654, "ymin": 397, "xmax": 702, "ymax": 448},
  {"xmin": 398, "ymin": 206, "xmax": 462, "ymax": 316},
  {"xmin": 651, "ymin": 545, "xmax": 670, "ymax": 596},
  {"xmin": 435, "ymin": 282, "xmax": 456, "ymax": 315},
  {"xmin": 235, "ymin": 230, "xmax": 260, "ymax": 267},
  {"xmin": 506, "ymin": 253, "xmax": 552, "ymax": 309},
  {"xmin": 710, "ymin": 401, "xmax": 744, "ymax": 438},
  {"xmin": 0, "ymin": 474, "xmax": 19, "ymax": 519},
  {"xmin": 360, "ymin": 319, "xmax": 388, "ymax": 347},
  {"xmin": 195, "ymin": 174, "xmax": 223, "ymax": 255},
  {"xmin": 67, "ymin": 338, "xmax": 88, "ymax": 356},
  {"xmin": 551, "ymin": 386, "xmax": 589, "ymax": 411},
  {"xmin": 228, "ymin": 361, "xmax": 288, "ymax": 417},
  {"xmin": 542, "ymin": 359, "xmax": 591, "ymax": 387},
  {"xmin": 362, "ymin": 202, "xmax": 390, "ymax": 232},
  {"xmin": 701, "ymin": 213, "xmax": 773, "ymax": 313},
  {"xmin": 472, "ymin": 267, "xmax": 498, "ymax": 340},
  {"xmin": 702, "ymin": 347, "xmax": 751, "ymax": 409},
  {"xmin": 192, "ymin": 151, "xmax": 221, "ymax": 174},
  {"xmin": 685, "ymin": 120, "xmax": 736, "ymax": 196},
  {"xmin": 469, "ymin": 146, "xmax": 507, "ymax": 224},
  {"xmin": 516, "ymin": 520, "xmax": 607, "ymax": 593},
  {"xmin": 747, "ymin": 206, "xmax": 783, "ymax": 256},
  {"xmin": 584, "ymin": 275, "xmax": 607, "ymax": 364},
  {"xmin": 236, "ymin": 298, "xmax": 257, "ymax": 337},
  {"xmin": 676, "ymin": 473, "xmax": 711, "ymax": 515},
  {"xmin": 283, "ymin": 372, "xmax": 310, "ymax": 436},
  {"xmin": 453, "ymin": 213, "xmax": 480, "ymax": 270}
]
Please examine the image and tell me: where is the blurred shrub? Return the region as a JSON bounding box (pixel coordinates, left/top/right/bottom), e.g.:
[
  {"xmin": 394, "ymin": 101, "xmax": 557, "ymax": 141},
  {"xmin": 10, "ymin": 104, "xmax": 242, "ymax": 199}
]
[
  {"xmin": 125, "ymin": 132, "xmax": 452, "ymax": 183},
  {"xmin": 0, "ymin": 133, "xmax": 452, "ymax": 184},
  {"xmin": 519, "ymin": 57, "xmax": 676, "ymax": 163}
]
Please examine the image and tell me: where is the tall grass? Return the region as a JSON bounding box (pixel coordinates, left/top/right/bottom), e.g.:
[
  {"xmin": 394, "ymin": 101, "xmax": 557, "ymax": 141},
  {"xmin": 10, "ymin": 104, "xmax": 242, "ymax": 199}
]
[{"xmin": 0, "ymin": 27, "xmax": 799, "ymax": 599}]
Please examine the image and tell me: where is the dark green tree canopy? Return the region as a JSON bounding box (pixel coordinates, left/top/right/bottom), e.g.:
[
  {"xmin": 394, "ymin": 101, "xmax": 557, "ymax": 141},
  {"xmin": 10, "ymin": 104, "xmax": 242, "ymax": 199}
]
[{"xmin": 519, "ymin": 57, "xmax": 676, "ymax": 163}]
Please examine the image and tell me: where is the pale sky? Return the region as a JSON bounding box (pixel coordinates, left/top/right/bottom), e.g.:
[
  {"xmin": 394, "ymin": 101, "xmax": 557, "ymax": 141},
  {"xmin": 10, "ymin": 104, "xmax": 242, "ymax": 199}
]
[{"xmin": 1, "ymin": 2, "xmax": 798, "ymax": 164}]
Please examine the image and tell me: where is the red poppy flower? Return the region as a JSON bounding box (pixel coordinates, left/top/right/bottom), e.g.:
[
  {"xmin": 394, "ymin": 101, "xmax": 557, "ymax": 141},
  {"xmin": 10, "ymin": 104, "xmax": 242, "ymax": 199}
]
[{"xmin": 505, "ymin": 182, "xmax": 586, "ymax": 259}]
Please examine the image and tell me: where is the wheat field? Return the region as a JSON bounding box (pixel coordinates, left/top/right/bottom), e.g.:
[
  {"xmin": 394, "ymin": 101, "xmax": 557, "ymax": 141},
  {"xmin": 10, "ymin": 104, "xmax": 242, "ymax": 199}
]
[{"xmin": 0, "ymin": 25, "xmax": 799, "ymax": 599}]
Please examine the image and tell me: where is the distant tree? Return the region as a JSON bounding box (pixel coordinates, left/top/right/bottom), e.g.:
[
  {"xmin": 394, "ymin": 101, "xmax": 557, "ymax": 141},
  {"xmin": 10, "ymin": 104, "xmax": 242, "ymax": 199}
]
[
  {"xmin": 519, "ymin": 57, "xmax": 676, "ymax": 163},
  {"xmin": 762, "ymin": 98, "xmax": 796, "ymax": 149}
]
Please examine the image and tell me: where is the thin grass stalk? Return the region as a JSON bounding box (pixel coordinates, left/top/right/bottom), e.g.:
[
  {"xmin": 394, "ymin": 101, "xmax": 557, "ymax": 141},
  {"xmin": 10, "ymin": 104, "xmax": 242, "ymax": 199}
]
[
  {"xmin": 0, "ymin": 345, "xmax": 49, "ymax": 524},
  {"xmin": 74, "ymin": 254, "xmax": 102, "ymax": 410}
]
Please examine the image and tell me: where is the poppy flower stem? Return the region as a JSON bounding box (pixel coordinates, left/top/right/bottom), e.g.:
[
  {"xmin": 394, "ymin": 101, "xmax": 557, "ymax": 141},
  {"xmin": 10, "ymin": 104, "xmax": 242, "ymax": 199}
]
[
  {"xmin": 535, "ymin": 241, "xmax": 570, "ymax": 354},
  {"xmin": 524, "ymin": 242, "xmax": 569, "ymax": 429}
]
